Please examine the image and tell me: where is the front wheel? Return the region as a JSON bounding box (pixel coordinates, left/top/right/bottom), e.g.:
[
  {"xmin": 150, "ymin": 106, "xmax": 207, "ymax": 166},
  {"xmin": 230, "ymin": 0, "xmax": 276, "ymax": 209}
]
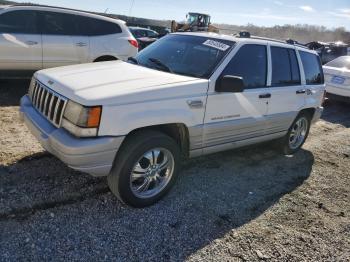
[
  {"xmin": 107, "ymin": 131, "xmax": 181, "ymax": 207},
  {"xmin": 280, "ymin": 113, "xmax": 311, "ymax": 155}
]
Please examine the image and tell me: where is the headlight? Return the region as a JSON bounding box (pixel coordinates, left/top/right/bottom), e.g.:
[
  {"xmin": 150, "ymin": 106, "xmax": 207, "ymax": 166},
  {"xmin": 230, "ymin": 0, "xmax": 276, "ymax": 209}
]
[
  {"xmin": 28, "ymin": 77, "xmax": 36, "ymax": 98},
  {"xmin": 62, "ymin": 100, "xmax": 102, "ymax": 137}
]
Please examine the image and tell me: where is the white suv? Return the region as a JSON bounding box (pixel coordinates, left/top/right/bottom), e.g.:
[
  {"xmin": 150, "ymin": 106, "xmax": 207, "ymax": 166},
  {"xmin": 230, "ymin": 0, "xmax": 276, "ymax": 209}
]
[
  {"xmin": 20, "ymin": 32, "xmax": 325, "ymax": 207},
  {"xmin": 0, "ymin": 5, "xmax": 138, "ymax": 78}
]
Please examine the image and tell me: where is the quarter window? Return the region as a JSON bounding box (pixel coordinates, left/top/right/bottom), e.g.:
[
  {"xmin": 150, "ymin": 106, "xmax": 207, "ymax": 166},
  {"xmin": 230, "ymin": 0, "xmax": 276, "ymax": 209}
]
[
  {"xmin": 88, "ymin": 18, "xmax": 122, "ymax": 36},
  {"xmin": 0, "ymin": 10, "xmax": 38, "ymax": 34},
  {"xmin": 271, "ymin": 47, "xmax": 301, "ymax": 86},
  {"xmin": 300, "ymin": 51, "xmax": 324, "ymax": 85},
  {"xmin": 221, "ymin": 44, "xmax": 267, "ymax": 89}
]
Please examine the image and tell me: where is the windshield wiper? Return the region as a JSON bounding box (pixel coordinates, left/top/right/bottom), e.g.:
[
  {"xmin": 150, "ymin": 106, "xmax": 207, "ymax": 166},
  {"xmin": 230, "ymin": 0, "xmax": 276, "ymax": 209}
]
[
  {"xmin": 148, "ymin": 58, "xmax": 173, "ymax": 73},
  {"xmin": 127, "ymin": 57, "xmax": 139, "ymax": 64}
]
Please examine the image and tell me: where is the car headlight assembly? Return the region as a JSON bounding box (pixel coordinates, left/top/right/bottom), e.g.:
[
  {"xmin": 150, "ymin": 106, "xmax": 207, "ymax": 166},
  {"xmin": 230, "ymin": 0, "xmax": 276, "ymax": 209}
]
[
  {"xmin": 62, "ymin": 100, "xmax": 102, "ymax": 137},
  {"xmin": 28, "ymin": 77, "xmax": 36, "ymax": 98}
]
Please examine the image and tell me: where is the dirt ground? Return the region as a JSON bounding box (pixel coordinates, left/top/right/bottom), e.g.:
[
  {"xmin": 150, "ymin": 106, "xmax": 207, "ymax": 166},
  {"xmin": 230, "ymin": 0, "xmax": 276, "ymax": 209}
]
[{"xmin": 0, "ymin": 80, "xmax": 349, "ymax": 261}]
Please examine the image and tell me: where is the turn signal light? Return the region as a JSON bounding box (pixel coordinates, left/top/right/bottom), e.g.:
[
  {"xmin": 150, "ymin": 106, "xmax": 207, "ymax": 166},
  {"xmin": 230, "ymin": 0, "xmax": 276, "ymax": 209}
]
[{"xmin": 87, "ymin": 106, "xmax": 102, "ymax": 128}]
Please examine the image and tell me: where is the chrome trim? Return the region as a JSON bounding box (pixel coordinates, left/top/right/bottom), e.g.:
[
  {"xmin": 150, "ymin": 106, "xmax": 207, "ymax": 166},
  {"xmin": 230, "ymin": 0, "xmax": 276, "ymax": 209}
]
[
  {"xmin": 43, "ymin": 90, "xmax": 49, "ymax": 114},
  {"xmin": 188, "ymin": 111, "xmax": 297, "ymax": 151},
  {"xmin": 39, "ymin": 88, "xmax": 46, "ymax": 111}
]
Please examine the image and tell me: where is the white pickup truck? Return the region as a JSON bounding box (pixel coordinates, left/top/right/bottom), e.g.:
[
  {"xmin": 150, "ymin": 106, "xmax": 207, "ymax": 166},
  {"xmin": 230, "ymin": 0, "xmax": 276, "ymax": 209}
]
[{"xmin": 20, "ymin": 32, "xmax": 325, "ymax": 207}]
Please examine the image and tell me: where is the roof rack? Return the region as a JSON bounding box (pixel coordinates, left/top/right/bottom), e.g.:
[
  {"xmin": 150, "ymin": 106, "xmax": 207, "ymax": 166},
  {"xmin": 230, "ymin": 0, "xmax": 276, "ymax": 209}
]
[{"xmin": 235, "ymin": 31, "xmax": 308, "ymax": 49}]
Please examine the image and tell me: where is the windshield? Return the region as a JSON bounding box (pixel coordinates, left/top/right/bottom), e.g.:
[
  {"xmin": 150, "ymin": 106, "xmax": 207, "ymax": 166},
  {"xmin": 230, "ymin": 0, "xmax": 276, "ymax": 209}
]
[
  {"xmin": 133, "ymin": 34, "xmax": 235, "ymax": 78},
  {"xmin": 326, "ymin": 56, "xmax": 350, "ymax": 70}
]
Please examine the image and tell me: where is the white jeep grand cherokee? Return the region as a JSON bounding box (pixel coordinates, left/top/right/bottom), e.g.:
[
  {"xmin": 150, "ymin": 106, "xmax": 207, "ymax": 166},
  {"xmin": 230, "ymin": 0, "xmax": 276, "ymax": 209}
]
[{"xmin": 20, "ymin": 33, "xmax": 325, "ymax": 207}]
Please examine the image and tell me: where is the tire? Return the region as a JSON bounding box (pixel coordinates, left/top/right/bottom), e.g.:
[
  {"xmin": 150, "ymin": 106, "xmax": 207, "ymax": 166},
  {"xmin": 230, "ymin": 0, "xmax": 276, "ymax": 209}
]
[
  {"xmin": 107, "ymin": 130, "xmax": 181, "ymax": 207},
  {"xmin": 280, "ymin": 112, "xmax": 312, "ymax": 155}
]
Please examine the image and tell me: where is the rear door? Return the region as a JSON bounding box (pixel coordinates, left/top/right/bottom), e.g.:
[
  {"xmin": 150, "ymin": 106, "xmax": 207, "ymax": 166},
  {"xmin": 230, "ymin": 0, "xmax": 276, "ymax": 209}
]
[
  {"xmin": 266, "ymin": 45, "xmax": 305, "ymax": 132},
  {"xmin": 299, "ymin": 50, "xmax": 325, "ymax": 105},
  {"xmin": 40, "ymin": 11, "xmax": 89, "ymax": 68},
  {"xmin": 0, "ymin": 10, "xmax": 42, "ymax": 74}
]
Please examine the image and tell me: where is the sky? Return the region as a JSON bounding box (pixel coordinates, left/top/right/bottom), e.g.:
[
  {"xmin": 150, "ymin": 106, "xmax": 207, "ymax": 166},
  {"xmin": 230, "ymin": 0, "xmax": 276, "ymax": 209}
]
[{"xmin": 19, "ymin": 0, "xmax": 350, "ymax": 30}]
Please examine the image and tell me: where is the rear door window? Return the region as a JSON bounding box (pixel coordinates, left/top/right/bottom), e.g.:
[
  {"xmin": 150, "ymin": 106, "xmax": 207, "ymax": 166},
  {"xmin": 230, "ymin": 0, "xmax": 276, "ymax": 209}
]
[
  {"xmin": 0, "ymin": 10, "xmax": 38, "ymax": 34},
  {"xmin": 221, "ymin": 44, "xmax": 267, "ymax": 89},
  {"xmin": 271, "ymin": 47, "xmax": 301, "ymax": 86},
  {"xmin": 40, "ymin": 11, "xmax": 76, "ymax": 35},
  {"xmin": 300, "ymin": 51, "xmax": 324, "ymax": 85}
]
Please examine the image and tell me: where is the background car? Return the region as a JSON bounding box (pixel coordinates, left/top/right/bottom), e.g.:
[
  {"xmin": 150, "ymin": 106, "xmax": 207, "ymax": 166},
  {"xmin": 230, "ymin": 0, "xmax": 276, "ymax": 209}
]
[
  {"xmin": 128, "ymin": 26, "xmax": 160, "ymax": 50},
  {"xmin": 0, "ymin": 5, "xmax": 138, "ymax": 78},
  {"xmin": 307, "ymin": 41, "xmax": 350, "ymax": 64},
  {"xmin": 323, "ymin": 56, "xmax": 350, "ymax": 102}
]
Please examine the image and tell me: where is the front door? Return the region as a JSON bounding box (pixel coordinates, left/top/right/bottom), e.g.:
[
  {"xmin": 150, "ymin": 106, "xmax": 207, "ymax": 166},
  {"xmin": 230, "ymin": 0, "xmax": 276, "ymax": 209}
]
[
  {"xmin": 203, "ymin": 44, "xmax": 270, "ymax": 150},
  {"xmin": 0, "ymin": 10, "xmax": 42, "ymax": 76}
]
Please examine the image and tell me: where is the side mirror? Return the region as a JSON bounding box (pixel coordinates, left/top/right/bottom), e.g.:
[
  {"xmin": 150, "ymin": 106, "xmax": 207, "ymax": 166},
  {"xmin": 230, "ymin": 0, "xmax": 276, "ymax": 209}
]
[{"xmin": 215, "ymin": 75, "xmax": 244, "ymax": 93}]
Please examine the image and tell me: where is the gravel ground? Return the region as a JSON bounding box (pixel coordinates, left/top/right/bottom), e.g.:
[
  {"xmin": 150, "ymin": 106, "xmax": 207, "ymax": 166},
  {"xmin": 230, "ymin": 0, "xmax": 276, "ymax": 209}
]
[{"xmin": 0, "ymin": 80, "xmax": 349, "ymax": 261}]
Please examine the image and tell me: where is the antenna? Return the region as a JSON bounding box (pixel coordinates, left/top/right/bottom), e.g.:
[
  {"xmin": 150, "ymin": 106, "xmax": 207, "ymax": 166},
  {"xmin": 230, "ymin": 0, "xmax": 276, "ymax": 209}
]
[{"xmin": 104, "ymin": 8, "xmax": 109, "ymax": 14}]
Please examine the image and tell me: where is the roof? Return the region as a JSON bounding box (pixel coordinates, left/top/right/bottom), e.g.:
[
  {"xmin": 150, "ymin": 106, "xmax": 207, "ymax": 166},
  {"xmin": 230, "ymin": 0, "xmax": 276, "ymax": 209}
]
[
  {"xmin": 174, "ymin": 32, "xmax": 313, "ymax": 52},
  {"xmin": 1, "ymin": 4, "xmax": 126, "ymax": 24}
]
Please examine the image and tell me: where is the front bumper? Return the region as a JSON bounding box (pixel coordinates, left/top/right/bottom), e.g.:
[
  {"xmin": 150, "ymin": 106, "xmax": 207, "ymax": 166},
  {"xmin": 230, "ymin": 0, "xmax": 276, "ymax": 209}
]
[
  {"xmin": 312, "ymin": 107, "xmax": 324, "ymax": 124},
  {"xmin": 20, "ymin": 95, "xmax": 125, "ymax": 177}
]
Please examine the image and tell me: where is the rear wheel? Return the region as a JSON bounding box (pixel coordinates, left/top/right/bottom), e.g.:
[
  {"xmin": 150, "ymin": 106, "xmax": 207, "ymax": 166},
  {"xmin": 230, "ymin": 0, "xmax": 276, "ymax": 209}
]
[
  {"xmin": 280, "ymin": 112, "xmax": 311, "ymax": 155},
  {"xmin": 107, "ymin": 131, "xmax": 181, "ymax": 207}
]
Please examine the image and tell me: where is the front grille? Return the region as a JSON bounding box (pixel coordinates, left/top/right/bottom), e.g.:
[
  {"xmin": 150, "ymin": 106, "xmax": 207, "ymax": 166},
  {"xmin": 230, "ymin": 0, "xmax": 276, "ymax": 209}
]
[{"xmin": 29, "ymin": 80, "xmax": 67, "ymax": 127}]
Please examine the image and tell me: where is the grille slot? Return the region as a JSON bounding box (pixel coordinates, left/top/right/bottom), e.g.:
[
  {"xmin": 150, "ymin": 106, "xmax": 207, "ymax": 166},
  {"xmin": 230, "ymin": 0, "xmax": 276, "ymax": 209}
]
[{"xmin": 29, "ymin": 80, "xmax": 67, "ymax": 127}]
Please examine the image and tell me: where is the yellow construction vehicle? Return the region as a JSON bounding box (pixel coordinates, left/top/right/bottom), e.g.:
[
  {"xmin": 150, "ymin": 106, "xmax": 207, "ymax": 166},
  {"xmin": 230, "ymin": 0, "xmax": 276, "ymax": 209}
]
[{"xmin": 171, "ymin": 12, "xmax": 219, "ymax": 33}]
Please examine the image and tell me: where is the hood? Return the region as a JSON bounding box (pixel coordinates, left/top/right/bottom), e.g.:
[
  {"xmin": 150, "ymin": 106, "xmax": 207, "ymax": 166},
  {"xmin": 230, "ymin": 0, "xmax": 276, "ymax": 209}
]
[{"xmin": 35, "ymin": 61, "xmax": 207, "ymax": 106}]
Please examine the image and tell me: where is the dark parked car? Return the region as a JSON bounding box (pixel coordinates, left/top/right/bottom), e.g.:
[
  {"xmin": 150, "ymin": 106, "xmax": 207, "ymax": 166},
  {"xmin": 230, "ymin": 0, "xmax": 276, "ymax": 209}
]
[
  {"xmin": 128, "ymin": 27, "xmax": 160, "ymax": 50},
  {"xmin": 306, "ymin": 41, "xmax": 350, "ymax": 64}
]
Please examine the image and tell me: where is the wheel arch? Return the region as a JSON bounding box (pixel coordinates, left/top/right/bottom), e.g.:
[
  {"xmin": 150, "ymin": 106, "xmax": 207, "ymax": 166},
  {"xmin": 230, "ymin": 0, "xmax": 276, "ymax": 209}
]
[
  {"xmin": 122, "ymin": 123, "xmax": 190, "ymax": 158},
  {"xmin": 93, "ymin": 55, "xmax": 118, "ymax": 62},
  {"xmin": 299, "ymin": 107, "xmax": 316, "ymax": 119}
]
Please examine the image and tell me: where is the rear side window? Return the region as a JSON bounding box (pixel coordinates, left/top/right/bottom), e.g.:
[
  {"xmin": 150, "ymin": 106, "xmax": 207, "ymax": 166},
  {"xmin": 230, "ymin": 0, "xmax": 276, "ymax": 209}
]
[
  {"xmin": 88, "ymin": 18, "xmax": 122, "ymax": 36},
  {"xmin": 221, "ymin": 44, "xmax": 267, "ymax": 89},
  {"xmin": 300, "ymin": 51, "xmax": 324, "ymax": 85},
  {"xmin": 147, "ymin": 30, "xmax": 159, "ymax": 38},
  {"xmin": 0, "ymin": 10, "xmax": 38, "ymax": 34},
  {"xmin": 271, "ymin": 47, "xmax": 301, "ymax": 86},
  {"xmin": 132, "ymin": 29, "xmax": 147, "ymax": 38}
]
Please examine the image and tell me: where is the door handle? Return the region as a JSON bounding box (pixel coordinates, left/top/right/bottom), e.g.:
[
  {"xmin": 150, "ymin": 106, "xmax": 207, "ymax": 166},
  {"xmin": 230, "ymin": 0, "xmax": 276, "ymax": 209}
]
[
  {"xmin": 259, "ymin": 93, "xmax": 271, "ymax": 99},
  {"xmin": 296, "ymin": 89, "xmax": 306, "ymax": 94},
  {"xmin": 76, "ymin": 42, "xmax": 87, "ymax": 47},
  {"xmin": 26, "ymin": 41, "xmax": 38, "ymax": 46},
  {"xmin": 187, "ymin": 100, "xmax": 203, "ymax": 109}
]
